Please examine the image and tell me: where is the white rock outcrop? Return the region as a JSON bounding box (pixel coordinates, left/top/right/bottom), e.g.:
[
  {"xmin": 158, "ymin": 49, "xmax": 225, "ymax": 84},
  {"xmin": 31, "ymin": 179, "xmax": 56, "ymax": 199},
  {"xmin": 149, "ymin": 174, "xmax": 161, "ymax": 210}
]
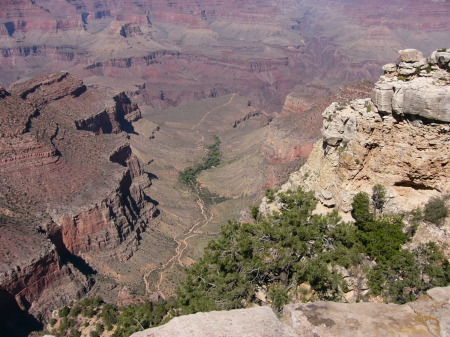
[{"xmin": 261, "ymin": 49, "xmax": 450, "ymax": 216}]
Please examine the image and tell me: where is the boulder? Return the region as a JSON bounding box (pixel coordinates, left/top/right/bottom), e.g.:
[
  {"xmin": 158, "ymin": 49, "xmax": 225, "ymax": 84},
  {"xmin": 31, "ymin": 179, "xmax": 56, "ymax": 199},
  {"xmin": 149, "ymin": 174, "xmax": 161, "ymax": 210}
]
[
  {"xmin": 436, "ymin": 51, "xmax": 450, "ymax": 69},
  {"xmin": 322, "ymin": 103, "xmax": 357, "ymax": 146},
  {"xmin": 398, "ymin": 49, "xmax": 424, "ymax": 63},
  {"xmin": 382, "ymin": 63, "xmax": 396, "ymax": 73},
  {"xmin": 371, "ymin": 81, "xmax": 394, "ymax": 113},
  {"xmin": 395, "ymin": 77, "xmax": 450, "ymax": 122}
]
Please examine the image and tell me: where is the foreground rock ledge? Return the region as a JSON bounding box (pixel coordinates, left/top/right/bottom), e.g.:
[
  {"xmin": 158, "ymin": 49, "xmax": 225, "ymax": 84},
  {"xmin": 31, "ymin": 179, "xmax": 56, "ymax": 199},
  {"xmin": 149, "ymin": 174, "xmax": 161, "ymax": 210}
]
[
  {"xmin": 130, "ymin": 306, "xmax": 298, "ymax": 337},
  {"xmin": 131, "ymin": 286, "xmax": 449, "ymax": 337},
  {"xmin": 284, "ymin": 286, "xmax": 450, "ymax": 337}
]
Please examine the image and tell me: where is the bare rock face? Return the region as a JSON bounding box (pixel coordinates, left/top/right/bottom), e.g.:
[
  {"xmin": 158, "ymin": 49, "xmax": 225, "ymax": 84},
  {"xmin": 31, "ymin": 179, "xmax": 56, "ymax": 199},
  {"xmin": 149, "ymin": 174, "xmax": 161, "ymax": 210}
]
[
  {"xmin": 0, "ymin": 72, "xmax": 157, "ymax": 327},
  {"xmin": 261, "ymin": 49, "xmax": 450, "ymax": 216},
  {"xmin": 130, "ymin": 286, "xmax": 450, "ymax": 337},
  {"xmin": 372, "ymin": 48, "xmax": 450, "ymax": 122},
  {"xmin": 130, "ymin": 306, "xmax": 298, "ymax": 337},
  {"xmin": 283, "ymin": 286, "xmax": 450, "ymax": 337}
]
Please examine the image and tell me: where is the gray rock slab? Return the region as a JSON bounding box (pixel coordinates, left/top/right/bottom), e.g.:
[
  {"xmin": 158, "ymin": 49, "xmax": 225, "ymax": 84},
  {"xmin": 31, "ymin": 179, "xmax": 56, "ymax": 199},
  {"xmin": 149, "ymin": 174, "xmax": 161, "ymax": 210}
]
[
  {"xmin": 130, "ymin": 306, "xmax": 298, "ymax": 337},
  {"xmin": 284, "ymin": 301, "xmax": 433, "ymax": 337}
]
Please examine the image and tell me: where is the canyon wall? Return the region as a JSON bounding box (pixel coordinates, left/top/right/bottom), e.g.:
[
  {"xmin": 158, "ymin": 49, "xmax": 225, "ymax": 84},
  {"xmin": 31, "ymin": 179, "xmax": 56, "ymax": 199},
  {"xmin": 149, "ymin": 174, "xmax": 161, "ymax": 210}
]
[
  {"xmin": 1, "ymin": 0, "xmax": 449, "ymax": 115},
  {"xmin": 0, "ymin": 72, "xmax": 157, "ymax": 331}
]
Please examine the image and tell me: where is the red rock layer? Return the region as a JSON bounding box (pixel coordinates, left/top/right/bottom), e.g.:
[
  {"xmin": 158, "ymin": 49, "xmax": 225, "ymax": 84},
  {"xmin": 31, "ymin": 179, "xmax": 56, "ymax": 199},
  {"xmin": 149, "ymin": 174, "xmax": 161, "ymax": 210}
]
[{"xmin": 0, "ymin": 72, "xmax": 157, "ymax": 326}]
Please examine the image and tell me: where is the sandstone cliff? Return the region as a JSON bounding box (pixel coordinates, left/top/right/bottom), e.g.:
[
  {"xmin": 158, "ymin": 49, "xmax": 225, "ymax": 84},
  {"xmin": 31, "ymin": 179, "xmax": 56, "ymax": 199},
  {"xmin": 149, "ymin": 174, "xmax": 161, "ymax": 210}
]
[
  {"xmin": 130, "ymin": 286, "xmax": 450, "ymax": 337},
  {"xmin": 261, "ymin": 49, "xmax": 450, "ymax": 218},
  {"xmin": 0, "ymin": 72, "xmax": 157, "ymax": 331}
]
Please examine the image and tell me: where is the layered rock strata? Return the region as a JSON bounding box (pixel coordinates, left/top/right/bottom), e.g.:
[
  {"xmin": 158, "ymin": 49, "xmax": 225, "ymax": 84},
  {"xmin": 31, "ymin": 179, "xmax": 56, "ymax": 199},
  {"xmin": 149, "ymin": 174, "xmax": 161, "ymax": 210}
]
[
  {"xmin": 262, "ymin": 49, "xmax": 450, "ymax": 216},
  {"xmin": 0, "ymin": 72, "xmax": 157, "ymax": 327}
]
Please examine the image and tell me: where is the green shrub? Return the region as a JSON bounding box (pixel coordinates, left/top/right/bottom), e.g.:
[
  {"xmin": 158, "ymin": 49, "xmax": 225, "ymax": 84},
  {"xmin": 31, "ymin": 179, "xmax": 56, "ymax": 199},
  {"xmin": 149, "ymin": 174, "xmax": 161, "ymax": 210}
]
[
  {"xmin": 101, "ymin": 303, "xmax": 118, "ymax": 328},
  {"xmin": 96, "ymin": 323, "xmax": 104, "ymax": 333},
  {"xmin": 268, "ymin": 284, "xmax": 289, "ymax": 311},
  {"xmin": 265, "ymin": 188, "xmax": 275, "ymax": 202},
  {"xmin": 69, "ymin": 303, "xmax": 82, "ymax": 318},
  {"xmin": 351, "ymin": 192, "xmax": 373, "ymax": 225},
  {"xmin": 250, "ymin": 205, "xmax": 259, "ymax": 220},
  {"xmin": 372, "ymin": 184, "xmax": 387, "ymax": 215},
  {"xmin": 70, "ymin": 329, "xmax": 81, "ymax": 337},
  {"xmin": 58, "ymin": 306, "xmax": 70, "ymax": 318},
  {"xmin": 424, "ymin": 196, "xmax": 448, "ymax": 226}
]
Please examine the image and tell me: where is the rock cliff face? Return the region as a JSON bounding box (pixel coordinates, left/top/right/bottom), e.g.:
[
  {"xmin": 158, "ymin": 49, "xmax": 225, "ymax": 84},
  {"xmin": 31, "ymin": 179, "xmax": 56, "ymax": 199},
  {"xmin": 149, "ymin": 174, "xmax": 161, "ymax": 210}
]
[
  {"xmin": 262, "ymin": 49, "xmax": 449, "ymax": 216},
  {"xmin": 130, "ymin": 286, "xmax": 450, "ymax": 337},
  {"xmin": 0, "ymin": 72, "xmax": 157, "ymax": 330},
  {"xmin": 263, "ymin": 81, "xmax": 374, "ymax": 166}
]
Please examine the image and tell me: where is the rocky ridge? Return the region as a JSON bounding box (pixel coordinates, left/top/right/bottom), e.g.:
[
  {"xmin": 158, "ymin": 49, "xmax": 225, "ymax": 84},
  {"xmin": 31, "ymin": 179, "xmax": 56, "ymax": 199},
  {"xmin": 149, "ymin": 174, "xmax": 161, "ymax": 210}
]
[
  {"xmin": 130, "ymin": 286, "xmax": 450, "ymax": 337},
  {"xmin": 261, "ymin": 48, "xmax": 450, "ymax": 218},
  {"xmin": 0, "ymin": 72, "xmax": 157, "ymax": 331}
]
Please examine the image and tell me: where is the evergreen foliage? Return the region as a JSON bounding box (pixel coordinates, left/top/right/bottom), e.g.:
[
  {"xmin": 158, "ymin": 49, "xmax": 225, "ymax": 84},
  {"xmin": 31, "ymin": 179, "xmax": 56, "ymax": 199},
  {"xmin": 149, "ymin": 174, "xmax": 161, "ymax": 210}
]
[
  {"xmin": 50, "ymin": 188, "xmax": 449, "ymax": 335},
  {"xmin": 351, "ymin": 192, "xmax": 373, "ymax": 224},
  {"xmin": 372, "ymin": 184, "xmax": 387, "ymax": 215},
  {"xmin": 50, "ymin": 297, "xmax": 176, "ymax": 337},
  {"xmin": 177, "ymin": 188, "xmax": 353, "ymax": 313},
  {"xmin": 176, "ymin": 187, "xmax": 450, "ymax": 314}
]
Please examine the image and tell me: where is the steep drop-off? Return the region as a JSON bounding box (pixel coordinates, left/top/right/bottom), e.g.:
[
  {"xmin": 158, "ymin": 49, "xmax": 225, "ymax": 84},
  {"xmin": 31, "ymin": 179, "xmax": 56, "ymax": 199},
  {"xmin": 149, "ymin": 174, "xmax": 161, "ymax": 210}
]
[{"xmin": 0, "ymin": 72, "xmax": 157, "ymax": 333}]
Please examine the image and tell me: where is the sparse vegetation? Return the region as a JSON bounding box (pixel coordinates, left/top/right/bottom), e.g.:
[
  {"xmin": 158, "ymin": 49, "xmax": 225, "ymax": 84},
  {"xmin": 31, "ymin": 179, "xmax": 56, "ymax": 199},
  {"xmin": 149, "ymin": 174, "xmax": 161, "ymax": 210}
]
[
  {"xmin": 50, "ymin": 297, "xmax": 177, "ymax": 337},
  {"xmin": 180, "ymin": 136, "xmax": 221, "ymax": 185},
  {"xmin": 265, "ymin": 188, "xmax": 276, "ymax": 202},
  {"xmin": 423, "ymin": 195, "xmax": 448, "ymax": 226}
]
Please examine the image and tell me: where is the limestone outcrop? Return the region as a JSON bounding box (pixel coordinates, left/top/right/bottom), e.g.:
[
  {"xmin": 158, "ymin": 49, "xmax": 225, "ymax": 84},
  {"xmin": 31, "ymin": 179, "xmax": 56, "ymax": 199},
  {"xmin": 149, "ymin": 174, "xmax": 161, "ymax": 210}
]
[
  {"xmin": 130, "ymin": 286, "xmax": 450, "ymax": 337},
  {"xmin": 372, "ymin": 48, "xmax": 450, "ymax": 122},
  {"xmin": 261, "ymin": 49, "xmax": 450, "ymax": 217},
  {"xmin": 283, "ymin": 286, "xmax": 450, "ymax": 337}
]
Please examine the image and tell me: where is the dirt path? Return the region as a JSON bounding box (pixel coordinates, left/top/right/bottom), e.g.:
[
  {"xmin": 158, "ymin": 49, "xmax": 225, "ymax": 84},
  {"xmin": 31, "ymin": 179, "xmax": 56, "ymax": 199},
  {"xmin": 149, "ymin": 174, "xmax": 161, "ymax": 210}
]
[
  {"xmin": 143, "ymin": 186, "xmax": 213, "ymax": 299},
  {"xmin": 191, "ymin": 93, "xmax": 236, "ymax": 130},
  {"xmin": 143, "ymin": 134, "xmax": 216, "ymax": 299}
]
